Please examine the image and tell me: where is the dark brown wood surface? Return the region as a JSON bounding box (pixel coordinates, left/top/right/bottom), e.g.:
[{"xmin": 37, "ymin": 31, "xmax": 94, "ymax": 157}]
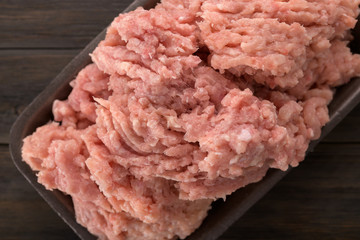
[{"xmin": 1, "ymin": 1, "xmax": 360, "ymax": 239}]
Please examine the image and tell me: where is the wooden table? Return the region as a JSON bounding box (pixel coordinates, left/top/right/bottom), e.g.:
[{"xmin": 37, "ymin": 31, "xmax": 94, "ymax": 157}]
[{"xmin": 1, "ymin": 1, "xmax": 360, "ymax": 239}]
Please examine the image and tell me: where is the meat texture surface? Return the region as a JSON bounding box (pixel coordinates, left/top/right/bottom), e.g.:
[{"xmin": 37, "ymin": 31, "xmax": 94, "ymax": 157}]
[
  {"xmin": 199, "ymin": 0, "xmax": 360, "ymax": 90},
  {"xmin": 22, "ymin": 0, "xmax": 360, "ymax": 240}
]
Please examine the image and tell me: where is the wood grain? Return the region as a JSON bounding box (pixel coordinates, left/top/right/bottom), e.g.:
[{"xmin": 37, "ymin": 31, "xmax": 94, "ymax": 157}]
[
  {"xmin": 0, "ymin": 0, "xmax": 131, "ymax": 49},
  {"xmin": 0, "ymin": 50, "xmax": 79, "ymax": 143}
]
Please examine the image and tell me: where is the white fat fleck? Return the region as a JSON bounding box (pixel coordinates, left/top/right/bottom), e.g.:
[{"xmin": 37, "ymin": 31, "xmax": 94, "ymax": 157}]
[
  {"xmin": 250, "ymin": 156, "xmax": 262, "ymax": 167},
  {"xmin": 147, "ymin": 120, "xmax": 158, "ymax": 128},
  {"xmin": 307, "ymin": 128, "xmax": 314, "ymax": 138},
  {"xmin": 223, "ymin": 134, "xmax": 230, "ymax": 141},
  {"xmin": 229, "ymin": 155, "xmax": 240, "ymax": 165},
  {"xmin": 132, "ymin": 119, "xmax": 140, "ymax": 127},
  {"xmin": 199, "ymin": 88, "xmax": 206, "ymax": 93},
  {"xmin": 166, "ymin": 116, "xmax": 182, "ymax": 129},
  {"xmin": 110, "ymin": 132, "xmax": 116, "ymax": 141},
  {"xmin": 216, "ymin": 3, "xmax": 225, "ymax": 10},
  {"xmin": 214, "ymin": 152, "xmax": 222, "ymax": 156},
  {"xmin": 237, "ymin": 129, "xmax": 252, "ymax": 142},
  {"xmin": 149, "ymin": 140, "xmax": 159, "ymax": 147},
  {"xmin": 144, "ymin": 215, "xmax": 153, "ymax": 222},
  {"xmin": 90, "ymin": 175, "xmax": 96, "ymax": 182}
]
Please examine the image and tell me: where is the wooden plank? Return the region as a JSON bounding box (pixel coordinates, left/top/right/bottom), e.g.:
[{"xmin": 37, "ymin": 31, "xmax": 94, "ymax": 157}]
[
  {"xmin": 220, "ymin": 143, "xmax": 360, "ymax": 240},
  {"xmin": 311, "ymin": 142, "xmax": 360, "ymax": 155},
  {"xmin": 0, "ymin": 0, "xmax": 133, "ymax": 49},
  {"xmin": 0, "ymin": 145, "xmax": 78, "ymax": 240},
  {"xmin": 0, "ymin": 50, "xmax": 79, "ymax": 144},
  {"xmin": 323, "ymin": 104, "xmax": 360, "ymax": 143}
]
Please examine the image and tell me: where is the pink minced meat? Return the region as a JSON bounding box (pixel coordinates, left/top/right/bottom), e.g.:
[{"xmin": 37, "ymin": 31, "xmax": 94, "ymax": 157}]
[
  {"xmin": 199, "ymin": 0, "xmax": 360, "ymax": 89},
  {"xmin": 53, "ymin": 64, "xmax": 112, "ymax": 129},
  {"xmin": 23, "ymin": 123, "xmax": 211, "ymax": 239},
  {"xmin": 22, "ymin": 1, "xmax": 360, "ymax": 240}
]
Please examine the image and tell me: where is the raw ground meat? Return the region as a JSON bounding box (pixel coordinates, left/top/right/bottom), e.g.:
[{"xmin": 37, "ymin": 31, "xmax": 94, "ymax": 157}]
[
  {"xmin": 22, "ymin": 0, "xmax": 360, "ymax": 240},
  {"xmin": 199, "ymin": 0, "xmax": 360, "ymax": 89},
  {"xmin": 23, "ymin": 123, "xmax": 211, "ymax": 240},
  {"xmin": 53, "ymin": 64, "xmax": 112, "ymax": 129}
]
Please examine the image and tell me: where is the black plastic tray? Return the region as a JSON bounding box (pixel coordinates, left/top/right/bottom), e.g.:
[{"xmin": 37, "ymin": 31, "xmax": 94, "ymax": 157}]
[{"xmin": 9, "ymin": 0, "xmax": 360, "ymax": 239}]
